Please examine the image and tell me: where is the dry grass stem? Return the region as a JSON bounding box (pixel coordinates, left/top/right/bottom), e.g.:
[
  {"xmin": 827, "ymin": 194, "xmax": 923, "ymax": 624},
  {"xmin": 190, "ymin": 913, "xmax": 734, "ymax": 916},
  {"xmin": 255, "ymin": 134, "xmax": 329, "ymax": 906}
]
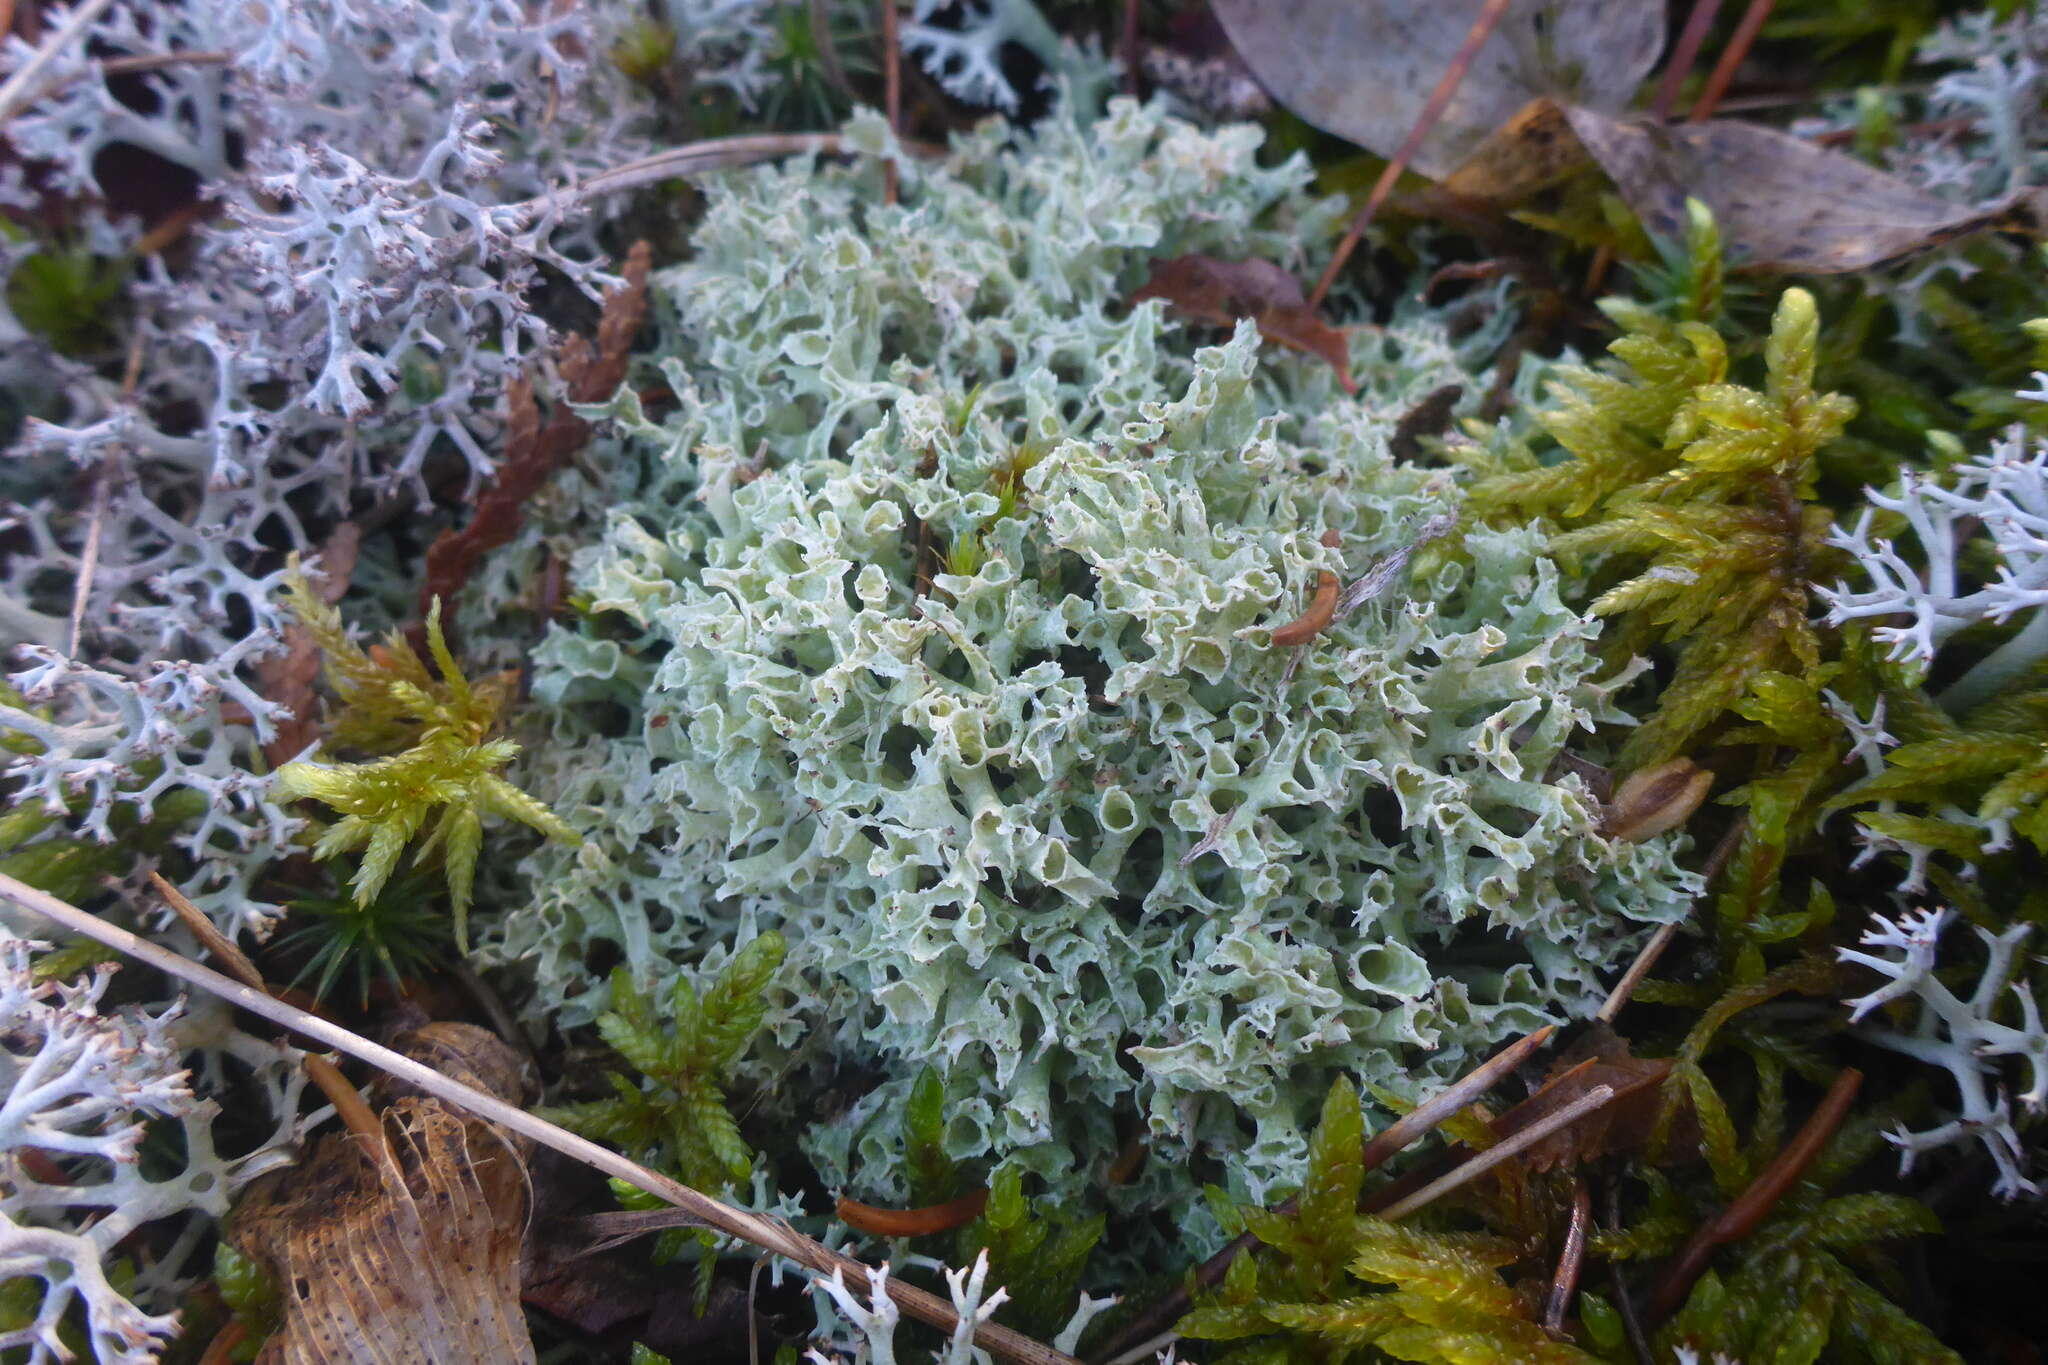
[
  {"xmin": 1376, "ymin": 1084, "xmax": 1617, "ymax": 1219},
  {"xmin": 148, "ymin": 871, "xmax": 383, "ymax": 1145}
]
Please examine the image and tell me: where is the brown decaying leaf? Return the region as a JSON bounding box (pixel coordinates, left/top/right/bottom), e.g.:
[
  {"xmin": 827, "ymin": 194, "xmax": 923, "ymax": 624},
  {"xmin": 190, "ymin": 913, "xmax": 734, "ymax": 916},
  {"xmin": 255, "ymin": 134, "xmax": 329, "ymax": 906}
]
[
  {"xmin": 1209, "ymin": 0, "xmax": 1663, "ymax": 180},
  {"xmin": 1565, "ymin": 103, "xmax": 2034, "ymax": 271},
  {"xmin": 258, "ymin": 523, "xmax": 361, "ymax": 768},
  {"xmin": 1444, "ymin": 97, "xmax": 2038, "ymax": 273},
  {"xmin": 1497, "ymin": 1024, "xmax": 1676, "ymax": 1173},
  {"xmin": 419, "ymin": 240, "xmax": 653, "ymax": 621},
  {"xmin": 1129, "ymin": 255, "xmax": 1354, "ymax": 392},
  {"xmin": 230, "ymin": 1024, "xmax": 535, "ymax": 1365}
]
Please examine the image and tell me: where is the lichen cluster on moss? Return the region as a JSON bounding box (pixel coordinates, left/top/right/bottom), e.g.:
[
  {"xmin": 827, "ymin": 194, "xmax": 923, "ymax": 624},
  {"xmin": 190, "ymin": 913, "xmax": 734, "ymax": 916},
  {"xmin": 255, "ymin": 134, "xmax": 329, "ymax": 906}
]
[{"xmin": 482, "ymin": 101, "xmax": 1698, "ymax": 1235}]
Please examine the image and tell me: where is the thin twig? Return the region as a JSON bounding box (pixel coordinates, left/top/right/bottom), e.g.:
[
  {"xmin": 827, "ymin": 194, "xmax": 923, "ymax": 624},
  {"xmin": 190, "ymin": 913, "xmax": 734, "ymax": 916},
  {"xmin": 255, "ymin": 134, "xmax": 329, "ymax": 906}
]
[
  {"xmin": 26, "ymin": 46, "xmax": 233, "ymax": 112},
  {"xmin": 1, "ymin": 873, "xmax": 1079, "ymax": 1365},
  {"xmin": 881, "ymin": 0, "xmax": 900, "ymax": 205},
  {"xmin": 195, "ymin": 1320, "xmax": 247, "ymax": 1365},
  {"xmin": 1647, "ymin": 1067, "xmax": 1862, "ymax": 1322},
  {"xmin": 1652, "ymin": 0, "xmax": 1726, "ymax": 120},
  {"xmin": 1377, "ymin": 1084, "xmax": 1616, "ymax": 1219},
  {"xmin": 1358, "ymin": 1024, "xmax": 1555, "ymax": 1169},
  {"xmin": 0, "ymin": 0, "xmax": 114, "ymax": 125},
  {"xmin": 508, "ymin": 134, "xmax": 843, "ymax": 218},
  {"xmin": 1597, "ymin": 923, "xmax": 1678, "ymax": 1024},
  {"xmin": 148, "ymin": 871, "xmax": 260, "ymax": 985},
  {"xmin": 1688, "ymin": 0, "xmax": 1778, "ymax": 123},
  {"xmin": 1543, "ymin": 1179, "xmax": 1593, "ymax": 1334},
  {"xmin": 67, "ymin": 330, "xmax": 145, "ymax": 658},
  {"xmin": 1604, "ymin": 1180, "xmax": 1655, "ymax": 1365},
  {"xmin": 1104, "ymin": 1330, "xmax": 1181, "ymax": 1365},
  {"xmin": 1308, "ymin": 0, "xmax": 1514, "ymax": 310},
  {"xmin": 96, "ymin": 48, "xmax": 232, "ymax": 76}
]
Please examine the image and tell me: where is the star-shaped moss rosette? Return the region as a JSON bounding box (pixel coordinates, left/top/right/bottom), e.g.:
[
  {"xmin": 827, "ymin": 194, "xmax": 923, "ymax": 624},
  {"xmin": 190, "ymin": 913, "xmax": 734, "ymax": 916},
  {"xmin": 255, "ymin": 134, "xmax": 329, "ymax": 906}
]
[{"xmin": 274, "ymin": 568, "xmax": 577, "ymax": 950}]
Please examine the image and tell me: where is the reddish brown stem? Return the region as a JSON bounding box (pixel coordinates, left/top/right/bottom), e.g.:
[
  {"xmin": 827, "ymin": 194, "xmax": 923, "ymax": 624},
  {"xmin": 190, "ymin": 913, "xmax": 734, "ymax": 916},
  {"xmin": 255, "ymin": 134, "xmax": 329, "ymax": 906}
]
[
  {"xmin": 1688, "ymin": 0, "xmax": 1778, "ymax": 123},
  {"xmin": 837, "ymin": 1187, "xmax": 991, "ymax": 1238},
  {"xmin": 1653, "ymin": 0, "xmax": 1726, "ymax": 120},
  {"xmin": 1309, "ymin": 0, "xmax": 1514, "ymax": 310},
  {"xmin": 1544, "ymin": 1180, "xmax": 1593, "ymax": 1334},
  {"xmin": 197, "ymin": 1320, "xmax": 248, "ymax": 1365},
  {"xmin": 881, "ymin": 0, "xmax": 901, "ymax": 205},
  {"xmin": 1648, "ymin": 1068, "xmax": 1862, "ymax": 1321}
]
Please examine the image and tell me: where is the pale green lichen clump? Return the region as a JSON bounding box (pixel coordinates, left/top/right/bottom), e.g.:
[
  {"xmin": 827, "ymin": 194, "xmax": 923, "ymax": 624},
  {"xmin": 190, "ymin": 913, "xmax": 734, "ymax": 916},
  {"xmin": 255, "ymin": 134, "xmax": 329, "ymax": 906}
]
[{"xmin": 492, "ymin": 100, "xmax": 1699, "ymax": 1227}]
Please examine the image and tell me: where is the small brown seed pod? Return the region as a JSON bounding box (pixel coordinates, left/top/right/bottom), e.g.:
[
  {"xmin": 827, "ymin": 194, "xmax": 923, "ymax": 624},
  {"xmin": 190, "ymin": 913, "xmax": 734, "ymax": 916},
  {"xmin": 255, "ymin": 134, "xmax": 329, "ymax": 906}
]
[{"xmin": 1602, "ymin": 758, "xmax": 1713, "ymax": 842}]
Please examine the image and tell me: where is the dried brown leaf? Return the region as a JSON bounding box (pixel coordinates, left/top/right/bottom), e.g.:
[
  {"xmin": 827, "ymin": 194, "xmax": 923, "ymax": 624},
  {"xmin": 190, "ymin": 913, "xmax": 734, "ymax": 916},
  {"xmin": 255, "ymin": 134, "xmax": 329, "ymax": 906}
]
[
  {"xmin": 1565, "ymin": 106, "xmax": 2036, "ymax": 271},
  {"xmin": 1389, "ymin": 383, "xmax": 1464, "ymax": 461},
  {"xmin": 1436, "ymin": 97, "xmax": 1597, "ymax": 203},
  {"xmin": 1444, "ymin": 98, "xmax": 2037, "ymax": 272},
  {"xmin": 420, "ymin": 240, "xmax": 653, "ymax": 619},
  {"xmin": 1209, "ymin": 0, "xmax": 1662, "ymax": 179},
  {"xmin": 1130, "ymin": 255, "xmax": 1353, "ymax": 391},
  {"xmin": 229, "ymin": 1024, "xmax": 535, "ymax": 1365},
  {"xmin": 1494, "ymin": 1024, "xmax": 1676, "ymax": 1172}
]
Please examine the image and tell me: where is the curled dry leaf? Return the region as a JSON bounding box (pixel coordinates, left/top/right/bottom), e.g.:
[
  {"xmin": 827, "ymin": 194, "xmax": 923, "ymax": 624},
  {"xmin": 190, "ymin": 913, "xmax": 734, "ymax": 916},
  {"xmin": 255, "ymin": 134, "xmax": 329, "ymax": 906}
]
[
  {"xmin": 228, "ymin": 1023, "xmax": 535, "ymax": 1365},
  {"xmin": 836, "ymin": 1188, "xmax": 992, "ymax": 1238},
  {"xmin": 1443, "ymin": 98, "xmax": 2039, "ymax": 273},
  {"xmin": 1209, "ymin": 0, "xmax": 1663, "ymax": 180},
  {"xmin": 1269, "ymin": 572, "xmax": 1340, "ymax": 647},
  {"xmin": 420, "ymin": 240, "xmax": 653, "ymax": 620},
  {"xmin": 1129, "ymin": 254, "xmax": 1353, "ymax": 391}
]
